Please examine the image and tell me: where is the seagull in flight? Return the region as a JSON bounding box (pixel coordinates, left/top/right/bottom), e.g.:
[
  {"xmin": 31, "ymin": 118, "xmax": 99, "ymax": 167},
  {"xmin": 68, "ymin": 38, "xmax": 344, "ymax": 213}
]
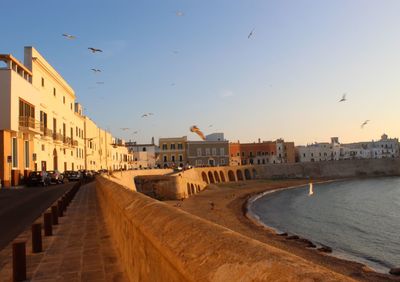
[
  {"xmin": 120, "ymin": 128, "xmax": 130, "ymax": 131},
  {"xmin": 91, "ymin": 69, "xmax": 101, "ymax": 73},
  {"xmin": 361, "ymin": 120, "xmax": 370, "ymax": 128},
  {"xmin": 62, "ymin": 34, "xmax": 76, "ymax": 40},
  {"xmin": 88, "ymin": 47, "xmax": 103, "ymax": 53},
  {"xmin": 209, "ymin": 124, "xmax": 213, "ymax": 127},
  {"xmin": 176, "ymin": 11, "xmax": 184, "ymax": 17},
  {"xmin": 141, "ymin": 113, "xmax": 148, "ymax": 118},
  {"xmin": 339, "ymin": 93, "xmax": 347, "ymax": 102},
  {"xmin": 96, "ymin": 82, "xmax": 104, "ymax": 85},
  {"xmin": 248, "ymin": 28, "xmax": 255, "ymax": 39}
]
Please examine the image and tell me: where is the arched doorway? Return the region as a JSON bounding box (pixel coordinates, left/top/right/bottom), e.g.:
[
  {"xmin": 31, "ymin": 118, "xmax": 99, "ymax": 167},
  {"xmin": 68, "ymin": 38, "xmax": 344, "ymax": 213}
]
[
  {"xmin": 214, "ymin": 171, "xmax": 220, "ymax": 183},
  {"xmin": 228, "ymin": 170, "xmax": 235, "ymax": 182},
  {"xmin": 196, "ymin": 185, "xmax": 200, "ymax": 192},
  {"xmin": 201, "ymin": 172, "xmax": 209, "ymax": 184},
  {"xmin": 252, "ymin": 169, "xmax": 258, "ymax": 179},
  {"xmin": 244, "ymin": 169, "xmax": 251, "ymax": 180},
  {"xmin": 53, "ymin": 148, "xmax": 58, "ymax": 170},
  {"xmin": 236, "ymin": 170, "xmax": 244, "ymax": 181},
  {"xmin": 219, "ymin": 171, "xmax": 226, "ymax": 182},
  {"xmin": 208, "ymin": 171, "xmax": 215, "ymax": 183}
]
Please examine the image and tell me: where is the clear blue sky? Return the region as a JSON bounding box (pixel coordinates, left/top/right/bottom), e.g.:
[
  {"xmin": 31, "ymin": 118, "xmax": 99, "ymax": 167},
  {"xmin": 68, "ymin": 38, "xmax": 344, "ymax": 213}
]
[{"xmin": 2, "ymin": 0, "xmax": 400, "ymax": 145}]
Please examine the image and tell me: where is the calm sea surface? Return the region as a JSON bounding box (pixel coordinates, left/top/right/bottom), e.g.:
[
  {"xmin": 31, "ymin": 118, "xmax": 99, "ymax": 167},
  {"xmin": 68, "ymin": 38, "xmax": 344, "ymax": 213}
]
[{"xmin": 249, "ymin": 177, "xmax": 400, "ymax": 272}]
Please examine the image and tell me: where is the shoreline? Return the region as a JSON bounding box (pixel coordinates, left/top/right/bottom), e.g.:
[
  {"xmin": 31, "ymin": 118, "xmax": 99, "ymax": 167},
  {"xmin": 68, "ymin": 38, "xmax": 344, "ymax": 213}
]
[
  {"xmin": 166, "ymin": 178, "xmax": 399, "ymax": 282},
  {"xmin": 244, "ymin": 179, "xmax": 390, "ymax": 274}
]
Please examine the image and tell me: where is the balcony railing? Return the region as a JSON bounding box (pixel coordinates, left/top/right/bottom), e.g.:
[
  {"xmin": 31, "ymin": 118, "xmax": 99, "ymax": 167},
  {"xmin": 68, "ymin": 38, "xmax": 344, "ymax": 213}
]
[
  {"xmin": 19, "ymin": 116, "xmax": 37, "ymax": 129},
  {"xmin": 72, "ymin": 140, "xmax": 78, "ymax": 147},
  {"xmin": 40, "ymin": 124, "xmax": 53, "ymax": 138},
  {"xmin": 53, "ymin": 133, "xmax": 63, "ymax": 142}
]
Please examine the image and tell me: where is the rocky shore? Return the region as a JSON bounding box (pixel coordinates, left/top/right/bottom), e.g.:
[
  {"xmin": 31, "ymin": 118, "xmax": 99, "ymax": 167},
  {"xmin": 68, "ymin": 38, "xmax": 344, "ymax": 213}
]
[{"xmin": 166, "ymin": 179, "xmax": 400, "ymax": 282}]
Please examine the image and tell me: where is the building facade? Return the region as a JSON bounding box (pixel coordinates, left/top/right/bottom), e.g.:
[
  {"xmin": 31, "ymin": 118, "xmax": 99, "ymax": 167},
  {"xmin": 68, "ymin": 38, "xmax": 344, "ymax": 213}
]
[
  {"xmin": 126, "ymin": 138, "xmax": 158, "ymax": 169},
  {"xmin": 187, "ymin": 140, "xmax": 229, "ymax": 167},
  {"xmin": 229, "ymin": 139, "xmax": 295, "ymax": 166},
  {"xmin": 0, "ymin": 47, "xmax": 132, "ymax": 187},
  {"xmin": 158, "ymin": 136, "xmax": 187, "ymax": 168}
]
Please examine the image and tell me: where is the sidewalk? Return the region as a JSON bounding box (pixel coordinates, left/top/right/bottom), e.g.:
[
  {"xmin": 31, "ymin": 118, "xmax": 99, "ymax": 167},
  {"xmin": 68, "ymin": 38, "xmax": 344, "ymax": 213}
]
[{"xmin": 0, "ymin": 182, "xmax": 127, "ymax": 282}]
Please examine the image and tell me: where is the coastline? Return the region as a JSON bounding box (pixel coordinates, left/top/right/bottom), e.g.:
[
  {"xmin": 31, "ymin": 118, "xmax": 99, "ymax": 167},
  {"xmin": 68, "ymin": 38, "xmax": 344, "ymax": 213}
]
[
  {"xmin": 166, "ymin": 178, "xmax": 399, "ymax": 282},
  {"xmin": 244, "ymin": 179, "xmax": 391, "ymax": 274}
]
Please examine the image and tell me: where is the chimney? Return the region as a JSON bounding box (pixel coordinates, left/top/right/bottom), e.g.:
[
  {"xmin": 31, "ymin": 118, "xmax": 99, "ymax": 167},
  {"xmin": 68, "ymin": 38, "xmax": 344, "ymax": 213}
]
[
  {"xmin": 258, "ymin": 138, "xmax": 261, "ymax": 143},
  {"xmin": 151, "ymin": 136, "xmax": 155, "ymax": 145}
]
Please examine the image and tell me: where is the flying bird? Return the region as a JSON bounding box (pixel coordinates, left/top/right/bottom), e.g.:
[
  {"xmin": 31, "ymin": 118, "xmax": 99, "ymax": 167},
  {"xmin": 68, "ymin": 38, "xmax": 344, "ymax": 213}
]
[
  {"xmin": 120, "ymin": 128, "xmax": 130, "ymax": 131},
  {"xmin": 141, "ymin": 114, "xmax": 148, "ymax": 118},
  {"xmin": 361, "ymin": 120, "xmax": 370, "ymax": 128},
  {"xmin": 62, "ymin": 34, "xmax": 76, "ymax": 40},
  {"xmin": 176, "ymin": 11, "xmax": 184, "ymax": 17},
  {"xmin": 248, "ymin": 28, "xmax": 255, "ymax": 39},
  {"xmin": 133, "ymin": 131, "xmax": 138, "ymax": 134},
  {"xmin": 339, "ymin": 93, "xmax": 347, "ymax": 102},
  {"xmin": 190, "ymin": 125, "xmax": 206, "ymax": 141},
  {"xmin": 96, "ymin": 82, "xmax": 104, "ymax": 85},
  {"xmin": 172, "ymin": 50, "xmax": 179, "ymax": 54},
  {"xmin": 88, "ymin": 47, "xmax": 103, "ymax": 53},
  {"xmin": 91, "ymin": 68, "xmax": 101, "ymax": 73},
  {"xmin": 209, "ymin": 124, "xmax": 213, "ymax": 127}
]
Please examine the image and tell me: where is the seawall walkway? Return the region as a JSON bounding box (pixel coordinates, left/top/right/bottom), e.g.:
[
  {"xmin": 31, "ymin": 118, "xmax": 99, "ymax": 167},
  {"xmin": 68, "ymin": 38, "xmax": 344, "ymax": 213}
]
[{"xmin": 0, "ymin": 183, "xmax": 127, "ymax": 282}]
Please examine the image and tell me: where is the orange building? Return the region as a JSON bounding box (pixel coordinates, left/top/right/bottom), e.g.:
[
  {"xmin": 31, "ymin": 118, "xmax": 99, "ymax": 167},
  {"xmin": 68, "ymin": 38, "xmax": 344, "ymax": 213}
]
[{"xmin": 229, "ymin": 139, "xmax": 295, "ymax": 165}]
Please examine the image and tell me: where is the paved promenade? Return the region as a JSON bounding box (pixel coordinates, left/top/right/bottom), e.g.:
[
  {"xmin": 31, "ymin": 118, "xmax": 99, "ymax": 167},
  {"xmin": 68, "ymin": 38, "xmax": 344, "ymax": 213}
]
[{"xmin": 0, "ymin": 182, "xmax": 127, "ymax": 282}]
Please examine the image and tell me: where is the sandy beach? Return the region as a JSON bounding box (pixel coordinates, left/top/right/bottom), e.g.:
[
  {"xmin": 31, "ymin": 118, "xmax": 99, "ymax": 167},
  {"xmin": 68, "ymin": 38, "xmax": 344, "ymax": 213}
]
[{"xmin": 166, "ymin": 179, "xmax": 399, "ymax": 282}]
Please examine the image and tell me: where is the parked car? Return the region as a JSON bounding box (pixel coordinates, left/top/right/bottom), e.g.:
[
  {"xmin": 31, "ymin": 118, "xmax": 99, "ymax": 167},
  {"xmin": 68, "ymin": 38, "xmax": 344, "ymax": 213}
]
[
  {"xmin": 26, "ymin": 171, "xmax": 51, "ymax": 187},
  {"xmin": 47, "ymin": 170, "xmax": 64, "ymax": 184},
  {"xmin": 64, "ymin": 170, "xmax": 81, "ymax": 181}
]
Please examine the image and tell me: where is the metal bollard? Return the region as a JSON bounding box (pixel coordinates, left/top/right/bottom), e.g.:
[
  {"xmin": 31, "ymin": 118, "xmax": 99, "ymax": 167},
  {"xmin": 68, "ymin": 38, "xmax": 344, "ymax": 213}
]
[
  {"xmin": 31, "ymin": 223, "xmax": 42, "ymax": 253},
  {"xmin": 51, "ymin": 205, "xmax": 58, "ymax": 225},
  {"xmin": 43, "ymin": 212, "xmax": 53, "ymax": 236},
  {"xmin": 57, "ymin": 200, "xmax": 63, "ymax": 217},
  {"xmin": 12, "ymin": 241, "xmax": 26, "ymax": 282}
]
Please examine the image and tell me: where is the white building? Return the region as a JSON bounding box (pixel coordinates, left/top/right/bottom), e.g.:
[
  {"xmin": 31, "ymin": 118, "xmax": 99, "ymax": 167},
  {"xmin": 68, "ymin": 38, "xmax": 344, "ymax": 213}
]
[
  {"xmin": 126, "ymin": 138, "xmax": 158, "ymax": 168},
  {"xmin": 296, "ymin": 135, "xmax": 399, "ymax": 162}
]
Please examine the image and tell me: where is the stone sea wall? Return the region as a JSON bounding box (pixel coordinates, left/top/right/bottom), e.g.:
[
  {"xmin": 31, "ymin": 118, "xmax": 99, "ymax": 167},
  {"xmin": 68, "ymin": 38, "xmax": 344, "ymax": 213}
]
[{"xmin": 95, "ymin": 176, "xmax": 353, "ymax": 282}]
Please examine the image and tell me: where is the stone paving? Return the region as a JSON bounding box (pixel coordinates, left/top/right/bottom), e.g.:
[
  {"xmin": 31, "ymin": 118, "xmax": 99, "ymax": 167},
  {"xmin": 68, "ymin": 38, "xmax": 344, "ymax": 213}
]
[{"xmin": 0, "ymin": 182, "xmax": 128, "ymax": 282}]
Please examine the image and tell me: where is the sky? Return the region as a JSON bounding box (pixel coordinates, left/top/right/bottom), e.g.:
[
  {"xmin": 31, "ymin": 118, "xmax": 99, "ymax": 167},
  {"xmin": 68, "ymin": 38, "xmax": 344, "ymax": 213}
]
[{"xmin": 2, "ymin": 0, "xmax": 400, "ymax": 145}]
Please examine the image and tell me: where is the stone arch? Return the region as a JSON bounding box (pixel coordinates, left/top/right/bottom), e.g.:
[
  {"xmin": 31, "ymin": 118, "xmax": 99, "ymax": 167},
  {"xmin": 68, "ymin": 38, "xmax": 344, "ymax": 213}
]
[
  {"xmin": 228, "ymin": 170, "xmax": 236, "ymax": 182},
  {"xmin": 202, "ymin": 172, "xmax": 209, "ymax": 184},
  {"xmin": 208, "ymin": 171, "xmax": 215, "ymax": 183},
  {"xmin": 236, "ymin": 170, "xmax": 244, "ymax": 181},
  {"xmin": 191, "ymin": 184, "xmax": 195, "ymax": 194},
  {"xmin": 187, "ymin": 183, "xmax": 191, "ymax": 196},
  {"xmin": 244, "ymin": 169, "xmax": 251, "ymax": 180},
  {"xmin": 219, "ymin": 171, "xmax": 226, "ymax": 182},
  {"xmin": 214, "ymin": 171, "xmax": 220, "ymax": 183},
  {"xmin": 252, "ymin": 168, "xmax": 258, "ymax": 179}
]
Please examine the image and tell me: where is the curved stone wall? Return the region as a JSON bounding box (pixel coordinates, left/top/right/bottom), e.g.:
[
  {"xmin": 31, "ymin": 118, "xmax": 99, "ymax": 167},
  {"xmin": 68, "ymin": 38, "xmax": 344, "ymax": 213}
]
[{"xmin": 96, "ymin": 176, "xmax": 353, "ymax": 282}]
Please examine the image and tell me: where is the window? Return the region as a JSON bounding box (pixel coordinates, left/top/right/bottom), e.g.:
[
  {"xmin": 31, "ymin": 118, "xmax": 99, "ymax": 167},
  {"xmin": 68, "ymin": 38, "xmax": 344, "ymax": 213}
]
[
  {"xmin": 178, "ymin": 143, "xmax": 183, "ymax": 150},
  {"xmin": 212, "ymin": 148, "xmax": 217, "ymax": 155},
  {"xmin": 24, "ymin": 140, "xmax": 29, "ymax": 168},
  {"xmin": 42, "ymin": 77, "xmax": 45, "ymax": 87},
  {"xmin": 63, "ymin": 96, "xmax": 65, "ymax": 104},
  {"xmin": 220, "ymin": 148, "xmax": 225, "ymax": 156},
  {"xmin": 163, "ymin": 155, "xmax": 167, "ymax": 162},
  {"xmin": 179, "ymin": 155, "xmax": 183, "ymax": 162},
  {"xmin": 220, "ymin": 159, "xmax": 225, "ymax": 165},
  {"xmin": 171, "ymin": 155, "xmax": 175, "ymax": 162},
  {"xmin": 196, "ymin": 159, "xmax": 202, "ymax": 165},
  {"xmin": 162, "ymin": 144, "xmax": 167, "ymax": 150},
  {"xmin": 19, "ymin": 99, "xmax": 35, "ymax": 122},
  {"xmin": 197, "ymin": 148, "xmax": 202, "ymax": 156},
  {"xmin": 170, "ymin": 144, "xmax": 176, "ymax": 150},
  {"xmin": 70, "ymin": 103, "xmax": 72, "ymax": 110},
  {"xmin": 53, "ymin": 88, "xmax": 56, "ymax": 96},
  {"xmin": 205, "ymin": 148, "xmax": 210, "ymax": 156},
  {"xmin": 142, "ymin": 147, "xmax": 146, "ymax": 152},
  {"xmin": 12, "ymin": 137, "xmax": 18, "ymax": 168},
  {"xmin": 42, "ymin": 144, "xmax": 45, "ymax": 151}
]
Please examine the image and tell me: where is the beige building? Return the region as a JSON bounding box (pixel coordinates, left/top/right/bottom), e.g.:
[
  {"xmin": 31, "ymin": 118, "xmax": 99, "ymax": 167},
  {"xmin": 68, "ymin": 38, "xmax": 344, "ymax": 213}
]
[
  {"xmin": 0, "ymin": 46, "xmax": 132, "ymax": 187},
  {"xmin": 158, "ymin": 136, "xmax": 187, "ymax": 168},
  {"xmin": 187, "ymin": 140, "xmax": 229, "ymax": 167}
]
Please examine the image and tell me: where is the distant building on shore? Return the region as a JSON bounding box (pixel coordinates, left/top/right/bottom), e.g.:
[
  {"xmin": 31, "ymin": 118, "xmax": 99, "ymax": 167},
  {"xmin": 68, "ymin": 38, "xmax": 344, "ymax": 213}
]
[
  {"xmin": 158, "ymin": 136, "xmax": 187, "ymax": 168},
  {"xmin": 296, "ymin": 134, "xmax": 400, "ymax": 162},
  {"xmin": 229, "ymin": 138, "xmax": 295, "ymax": 166},
  {"xmin": 126, "ymin": 138, "xmax": 158, "ymax": 169},
  {"xmin": 187, "ymin": 133, "xmax": 229, "ymax": 167}
]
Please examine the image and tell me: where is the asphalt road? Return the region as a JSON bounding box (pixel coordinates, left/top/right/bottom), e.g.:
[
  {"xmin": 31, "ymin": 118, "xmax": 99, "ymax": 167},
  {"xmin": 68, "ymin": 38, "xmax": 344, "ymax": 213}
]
[{"xmin": 0, "ymin": 182, "xmax": 75, "ymax": 250}]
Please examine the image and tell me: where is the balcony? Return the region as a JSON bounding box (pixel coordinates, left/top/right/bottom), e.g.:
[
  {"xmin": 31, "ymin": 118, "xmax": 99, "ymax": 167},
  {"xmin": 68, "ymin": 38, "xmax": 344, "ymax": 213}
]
[
  {"xmin": 72, "ymin": 140, "xmax": 78, "ymax": 147},
  {"xmin": 64, "ymin": 136, "xmax": 72, "ymax": 146},
  {"xmin": 53, "ymin": 133, "xmax": 63, "ymax": 143},
  {"xmin": 19, "ymin": 116, "xmax": 41, "ymax": 134},
  {"xmin": 40, "ymin": 125, "xmax": 53, "ymax": 139}
]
